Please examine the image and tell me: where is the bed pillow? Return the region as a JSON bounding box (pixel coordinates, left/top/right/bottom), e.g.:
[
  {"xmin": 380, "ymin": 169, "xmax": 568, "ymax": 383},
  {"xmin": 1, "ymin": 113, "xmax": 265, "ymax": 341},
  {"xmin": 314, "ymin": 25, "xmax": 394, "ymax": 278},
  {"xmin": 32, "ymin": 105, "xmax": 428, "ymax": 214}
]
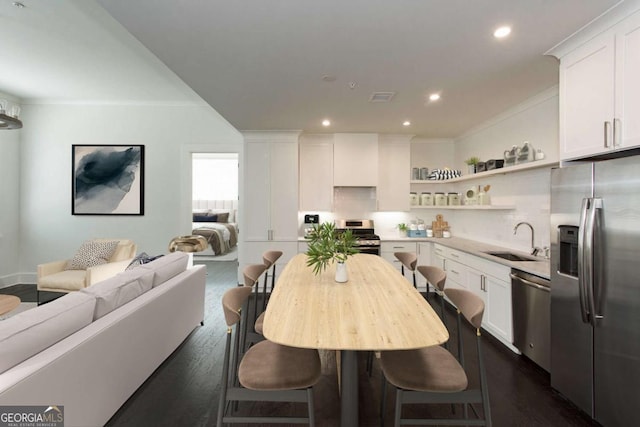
[
  {"xmin": 65, "ymin": 240, "xmax": 119, "ymax": 270},
  {"xmin": 215, "ymin": 212, "xmax": 229, "ymax": 223},
  {"xmin": 193, "ymin": 213, "xmax": 218, "ymax": 222}
]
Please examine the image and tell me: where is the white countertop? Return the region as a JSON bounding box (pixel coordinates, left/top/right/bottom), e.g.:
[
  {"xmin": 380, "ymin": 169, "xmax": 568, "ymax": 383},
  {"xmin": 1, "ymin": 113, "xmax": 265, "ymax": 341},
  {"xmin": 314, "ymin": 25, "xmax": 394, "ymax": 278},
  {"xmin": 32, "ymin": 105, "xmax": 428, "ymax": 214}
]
[
  {"xmin": 298, "ymin": 235, "xmax": 550, "ymax": 279},
  {"xmin": 379, "ymin": 236, "xmax": 550, "ymax": 279}
]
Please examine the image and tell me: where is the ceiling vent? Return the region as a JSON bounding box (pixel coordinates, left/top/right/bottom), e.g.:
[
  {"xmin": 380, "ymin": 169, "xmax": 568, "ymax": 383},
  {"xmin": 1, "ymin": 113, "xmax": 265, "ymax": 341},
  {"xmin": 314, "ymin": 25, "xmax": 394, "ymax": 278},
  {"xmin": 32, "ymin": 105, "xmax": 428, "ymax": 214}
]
[{"xmin": 369, "ymin": 92, "xmax": 395, "ymax": 102}]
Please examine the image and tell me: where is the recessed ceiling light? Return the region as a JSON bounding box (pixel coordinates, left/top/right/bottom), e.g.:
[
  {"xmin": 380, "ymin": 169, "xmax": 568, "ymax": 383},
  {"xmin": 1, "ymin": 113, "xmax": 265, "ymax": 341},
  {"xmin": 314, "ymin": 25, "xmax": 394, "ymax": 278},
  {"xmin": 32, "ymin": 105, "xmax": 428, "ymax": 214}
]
[
  {"xmin": 494, "ymin": 26, "xmax": 511, "ymax": 38},
  {"xmin": 429, "ymin": 93, "xmax": 441, "ymax": 102},
  {"xmin": 322, "ymin": 119, "xmax": 331, "ymax": 127},
  {"xmin": 403, "ymin": 121, "xmax": 411, "ymax": 126}
]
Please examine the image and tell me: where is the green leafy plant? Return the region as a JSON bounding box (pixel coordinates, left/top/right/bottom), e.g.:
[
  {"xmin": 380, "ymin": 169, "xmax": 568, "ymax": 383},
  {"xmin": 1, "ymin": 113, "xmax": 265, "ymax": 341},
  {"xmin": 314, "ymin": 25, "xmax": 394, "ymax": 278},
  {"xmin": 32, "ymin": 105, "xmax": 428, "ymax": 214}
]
[
  {"xmin": 305, "ymin": 222, "xmax": 359, "ymax": 275},
  {"xmin": 397, "ymin": 223, "xmax": 408, "ymax": 232},
  {"xmin": 465, "ymin": 156, "xmax": 480, "ymax": 165}
]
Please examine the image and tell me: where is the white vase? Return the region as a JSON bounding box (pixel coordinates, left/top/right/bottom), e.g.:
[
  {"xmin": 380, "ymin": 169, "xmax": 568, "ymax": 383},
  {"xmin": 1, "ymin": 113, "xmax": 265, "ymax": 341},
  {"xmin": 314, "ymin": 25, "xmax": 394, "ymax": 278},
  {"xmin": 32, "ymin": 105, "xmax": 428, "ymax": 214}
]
[{"xmin": 335, "ymin": 261, "xmax": 348, "ymax": 283}]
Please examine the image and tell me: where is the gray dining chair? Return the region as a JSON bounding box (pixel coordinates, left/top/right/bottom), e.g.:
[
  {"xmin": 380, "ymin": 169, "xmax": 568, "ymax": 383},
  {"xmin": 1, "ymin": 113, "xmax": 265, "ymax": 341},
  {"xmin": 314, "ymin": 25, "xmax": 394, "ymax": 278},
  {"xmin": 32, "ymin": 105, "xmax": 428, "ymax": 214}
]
[
  {"xmin": 217, "ymin": 286, "xmax": 321, "ymax": 426},
  {"xmin": 379, "ymin": 288, "xmax": 492, "ymax": 426}
]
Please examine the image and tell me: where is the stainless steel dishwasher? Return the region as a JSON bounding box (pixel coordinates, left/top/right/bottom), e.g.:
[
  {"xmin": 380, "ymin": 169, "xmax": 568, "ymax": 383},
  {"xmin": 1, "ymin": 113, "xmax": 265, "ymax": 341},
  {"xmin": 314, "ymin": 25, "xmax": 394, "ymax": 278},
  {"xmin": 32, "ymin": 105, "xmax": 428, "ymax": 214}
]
[{"xmin": 511, "ymin": 269, "xmax": 550, "ymax": 372}]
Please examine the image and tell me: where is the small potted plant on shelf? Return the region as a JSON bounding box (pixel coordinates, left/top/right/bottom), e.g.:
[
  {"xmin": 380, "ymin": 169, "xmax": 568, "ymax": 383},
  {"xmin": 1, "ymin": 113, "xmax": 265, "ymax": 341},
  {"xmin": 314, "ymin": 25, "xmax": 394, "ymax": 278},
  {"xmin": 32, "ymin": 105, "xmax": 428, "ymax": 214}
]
[
  {"xmin": 397, "ymin": 223, "xmax": 408, "ymax": 237},
  {"xmin": 306, "ymin": 222, "xmax": 359, "ymax": 282},
  {"xmin": 465, "ymin": 156, "xmax": 480, "ymax": 174}
]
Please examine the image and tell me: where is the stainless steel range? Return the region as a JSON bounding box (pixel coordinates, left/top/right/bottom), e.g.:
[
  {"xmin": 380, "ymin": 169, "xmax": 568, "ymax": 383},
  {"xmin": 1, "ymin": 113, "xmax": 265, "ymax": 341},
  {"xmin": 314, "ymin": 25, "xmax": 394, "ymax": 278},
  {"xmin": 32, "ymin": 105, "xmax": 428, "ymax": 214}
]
[{"xmin": 335, "ymin": 219, "xmax": 380, "ymax": 255}]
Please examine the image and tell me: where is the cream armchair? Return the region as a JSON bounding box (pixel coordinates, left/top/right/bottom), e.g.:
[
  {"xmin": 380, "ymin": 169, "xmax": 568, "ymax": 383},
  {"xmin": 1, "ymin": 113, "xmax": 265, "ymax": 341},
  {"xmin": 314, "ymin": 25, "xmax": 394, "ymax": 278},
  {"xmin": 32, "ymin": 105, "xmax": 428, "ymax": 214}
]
[{"xmin": 37, "ymin": 239, "xmax": 137, "ymax": 303}]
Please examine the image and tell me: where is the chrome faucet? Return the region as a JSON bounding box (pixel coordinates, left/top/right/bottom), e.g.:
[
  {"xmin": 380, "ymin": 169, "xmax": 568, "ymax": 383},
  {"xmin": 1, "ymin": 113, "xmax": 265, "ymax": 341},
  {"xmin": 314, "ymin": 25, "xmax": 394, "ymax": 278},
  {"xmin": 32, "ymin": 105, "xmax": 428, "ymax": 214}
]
[{"xmin": 514, "ymin": 222, "xmax": 540, "ymax": 256}]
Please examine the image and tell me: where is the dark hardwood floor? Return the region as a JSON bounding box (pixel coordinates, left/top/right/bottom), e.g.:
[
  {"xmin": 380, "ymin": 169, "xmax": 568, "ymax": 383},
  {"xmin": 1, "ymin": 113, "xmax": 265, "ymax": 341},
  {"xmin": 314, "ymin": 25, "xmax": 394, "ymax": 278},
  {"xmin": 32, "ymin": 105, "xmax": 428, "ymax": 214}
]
[{"xmin": 2, "ymin": 262, "xmax": 599, "ymax": 426}]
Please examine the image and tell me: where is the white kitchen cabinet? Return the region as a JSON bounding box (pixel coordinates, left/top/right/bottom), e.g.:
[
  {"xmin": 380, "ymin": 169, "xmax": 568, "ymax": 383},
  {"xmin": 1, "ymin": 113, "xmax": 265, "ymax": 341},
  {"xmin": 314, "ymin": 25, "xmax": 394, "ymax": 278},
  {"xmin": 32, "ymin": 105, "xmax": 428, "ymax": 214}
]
[
  {"xmin": 433, "ymin": 243, "xmax": 515, "ymax": 351},
  {"xmin": 244, "ymin": 135, "xmax": 299, "ymax": 241},
  {"xmin": 377, "ymin": 137, "xmax": 411, "ymax": 211},
  {"xmin": 333, "ymin": 133, "xmax": 378, "ymax": 186},
  {"xmin": 464, "ymin": 257, "xmax": 513, "ymax": 346},
  {"xmin": 299, "ymin": 136, "xmax": 334, "ymax": 211},
  {"xmin": 558, "ymin": 10, "xmax": 640, "ymax": 160},
  {"xmin": 432, "ymin": 244, "xmax": 466, "ymax": 291},
  {"xmin": 242, "ymin": 132, "xmax": 300, "ymax": 286}
]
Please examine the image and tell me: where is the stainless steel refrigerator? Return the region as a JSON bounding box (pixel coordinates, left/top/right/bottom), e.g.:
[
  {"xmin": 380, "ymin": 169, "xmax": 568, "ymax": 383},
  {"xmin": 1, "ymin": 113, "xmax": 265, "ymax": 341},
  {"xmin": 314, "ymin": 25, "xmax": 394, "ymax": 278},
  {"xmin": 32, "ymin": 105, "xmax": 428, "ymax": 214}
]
[{"xmin": 550, "ymin": 155, "xmax": 640, "ymax": 427}]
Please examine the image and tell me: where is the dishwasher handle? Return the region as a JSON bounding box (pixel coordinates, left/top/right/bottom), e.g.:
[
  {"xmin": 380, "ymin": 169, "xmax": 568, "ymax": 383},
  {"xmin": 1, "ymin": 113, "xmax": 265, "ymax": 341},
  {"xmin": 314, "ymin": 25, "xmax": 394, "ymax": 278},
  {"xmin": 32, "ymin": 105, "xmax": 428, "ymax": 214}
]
[{"xmin": 510, "ymin": 273, "xmax": 550, "ymax": 292}]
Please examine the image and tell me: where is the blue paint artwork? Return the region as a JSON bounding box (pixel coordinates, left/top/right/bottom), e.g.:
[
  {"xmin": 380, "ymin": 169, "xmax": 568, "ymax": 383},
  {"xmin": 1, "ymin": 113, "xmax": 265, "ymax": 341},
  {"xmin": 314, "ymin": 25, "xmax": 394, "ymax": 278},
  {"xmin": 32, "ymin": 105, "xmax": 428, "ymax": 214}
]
[{"xmin": 73, "ymin": 146, "xmax": 143, "ymax": 214}]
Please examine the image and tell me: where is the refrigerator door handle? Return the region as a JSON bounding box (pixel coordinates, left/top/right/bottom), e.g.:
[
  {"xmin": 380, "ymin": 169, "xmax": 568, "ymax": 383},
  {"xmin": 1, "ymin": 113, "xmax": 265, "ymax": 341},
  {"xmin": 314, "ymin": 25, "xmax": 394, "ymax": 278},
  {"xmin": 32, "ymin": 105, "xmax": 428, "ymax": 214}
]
[
  {"xmin": 584, "ymin": 198, "xmax": 601, "ymax": 327},
  {"xmin": 578, "ymin": 198, "xmax": 591, "ymax": 323},
  {"xmin": 591, "ymin": 198, "xmax": 605, "ymax": 322}
]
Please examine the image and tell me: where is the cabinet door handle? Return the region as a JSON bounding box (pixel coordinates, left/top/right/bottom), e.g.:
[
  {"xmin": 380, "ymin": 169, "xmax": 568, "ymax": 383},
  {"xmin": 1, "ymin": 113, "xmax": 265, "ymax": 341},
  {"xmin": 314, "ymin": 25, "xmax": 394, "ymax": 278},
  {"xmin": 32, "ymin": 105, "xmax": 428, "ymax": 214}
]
[
  {"xmin": 613, "ymin": 118, "xmax": 622, "ymax": 147},
  {"xmin": 450, "ymin": 269, "xmax": 460, "ymax": 274},
  {"xmin": 481, "ymin": 274, "xmax": 486, "ymax": 292},
  {"xmin": 451, "ymin": 253, "xmax": 459, "ymax": 258},
  {"xmin": 443, "ymin": 259, "xmax": 447, "ymax": 271},
  {"xmin": 604, "ymin": 121, "xmax": 612, "ymax": 148}
]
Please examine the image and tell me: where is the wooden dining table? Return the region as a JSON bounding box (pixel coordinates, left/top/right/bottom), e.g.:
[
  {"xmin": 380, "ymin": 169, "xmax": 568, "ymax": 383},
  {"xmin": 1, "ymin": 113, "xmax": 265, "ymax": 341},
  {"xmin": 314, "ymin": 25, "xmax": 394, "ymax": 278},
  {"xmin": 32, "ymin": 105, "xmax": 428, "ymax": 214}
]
[{"xmin": 263, "ymin": 253, "xmax": 449, "ymax": 426}]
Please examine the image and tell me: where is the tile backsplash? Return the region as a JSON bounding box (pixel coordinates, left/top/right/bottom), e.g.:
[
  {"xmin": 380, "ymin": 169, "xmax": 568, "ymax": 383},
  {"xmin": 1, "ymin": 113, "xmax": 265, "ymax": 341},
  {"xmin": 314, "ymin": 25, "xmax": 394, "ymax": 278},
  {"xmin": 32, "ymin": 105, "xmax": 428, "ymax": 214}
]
[{"xmin": 300, "ymin": 168, "xmax": 551, "ymax": 254}]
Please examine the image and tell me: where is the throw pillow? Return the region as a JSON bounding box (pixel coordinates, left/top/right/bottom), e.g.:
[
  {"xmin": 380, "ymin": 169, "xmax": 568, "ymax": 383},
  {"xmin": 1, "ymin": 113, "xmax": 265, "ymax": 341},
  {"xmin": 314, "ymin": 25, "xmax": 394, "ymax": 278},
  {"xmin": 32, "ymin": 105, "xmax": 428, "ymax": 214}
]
[
  {"xmin": 65, "ymin": 240, "xmax": 119, "ymax": 270},
  {"xmin": 126, "ymin": 252, "xmax": 164, "ymax": 270}
]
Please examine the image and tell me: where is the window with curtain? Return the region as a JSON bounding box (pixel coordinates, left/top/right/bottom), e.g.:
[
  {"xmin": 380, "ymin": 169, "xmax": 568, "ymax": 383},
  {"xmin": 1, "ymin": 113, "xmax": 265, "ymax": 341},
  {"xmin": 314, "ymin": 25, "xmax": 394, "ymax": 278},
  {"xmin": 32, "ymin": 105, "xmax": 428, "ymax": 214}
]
[{"xmin": 192, "ymin": 153, "xmax": 238, "ymax": 200}]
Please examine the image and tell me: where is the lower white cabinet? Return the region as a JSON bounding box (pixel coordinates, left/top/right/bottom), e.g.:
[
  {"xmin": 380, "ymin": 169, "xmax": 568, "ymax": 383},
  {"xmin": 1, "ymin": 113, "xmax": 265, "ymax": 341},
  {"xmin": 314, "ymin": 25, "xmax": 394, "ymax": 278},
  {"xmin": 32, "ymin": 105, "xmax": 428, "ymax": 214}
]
[{"xmin": 433, "ymin": 244, "xmax": 515, "ymax": 351}]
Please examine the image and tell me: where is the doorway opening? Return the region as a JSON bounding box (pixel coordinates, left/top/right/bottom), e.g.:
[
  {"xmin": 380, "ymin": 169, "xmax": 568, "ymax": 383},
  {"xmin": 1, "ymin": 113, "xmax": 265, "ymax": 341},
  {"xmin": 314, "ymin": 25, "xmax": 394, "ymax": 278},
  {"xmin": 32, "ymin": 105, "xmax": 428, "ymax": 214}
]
[{"xmin": 191, "ymin": 152, "xmax": 239, "ymax": 261}]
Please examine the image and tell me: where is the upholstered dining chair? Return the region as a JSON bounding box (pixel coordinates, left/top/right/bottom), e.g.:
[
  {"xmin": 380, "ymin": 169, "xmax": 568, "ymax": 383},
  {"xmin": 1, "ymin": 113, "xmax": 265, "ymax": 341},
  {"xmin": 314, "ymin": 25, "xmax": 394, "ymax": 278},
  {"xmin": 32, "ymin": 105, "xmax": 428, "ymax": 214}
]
[
  {"xmin": 379, "ymin": 288, "xmax": 492, "ymax": 427},
  {"xmin": 217, "ymin": 286, "xmax": 321, "ymax": 426},
  {"xmin": 37, "ymin": 239, "xmax": 136, "ymax": 304},
  {"xmin": 241, "ymin": 264, "xmax": 268, "ymax": 352},
  {"xmin": 417, "ymin": 265, "xmax": 447, "ymax": 318},
  {"xmin": 260, "ymin": 250, "xmax": 283, "ymax": 310},
  {"xmin": 394, "ymin": 252, "xmax": 418, "ymax": 288}
]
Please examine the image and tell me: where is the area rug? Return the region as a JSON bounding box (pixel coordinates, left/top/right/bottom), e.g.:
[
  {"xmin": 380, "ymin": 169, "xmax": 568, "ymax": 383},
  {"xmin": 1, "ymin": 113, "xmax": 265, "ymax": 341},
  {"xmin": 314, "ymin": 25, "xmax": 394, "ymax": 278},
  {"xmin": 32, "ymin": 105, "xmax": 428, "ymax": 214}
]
[{"xmin": 0, "ymin": 302, "xmax": 37, "ymax": 320}]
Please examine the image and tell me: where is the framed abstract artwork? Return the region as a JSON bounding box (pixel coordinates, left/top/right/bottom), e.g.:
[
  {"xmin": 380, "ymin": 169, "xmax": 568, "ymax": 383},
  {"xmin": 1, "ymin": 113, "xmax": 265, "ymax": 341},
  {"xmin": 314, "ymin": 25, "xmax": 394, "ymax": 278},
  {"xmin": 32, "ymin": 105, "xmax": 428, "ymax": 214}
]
[{"xmin": 72, "ymin": 145, "xmax": 145, "ymax": 215}]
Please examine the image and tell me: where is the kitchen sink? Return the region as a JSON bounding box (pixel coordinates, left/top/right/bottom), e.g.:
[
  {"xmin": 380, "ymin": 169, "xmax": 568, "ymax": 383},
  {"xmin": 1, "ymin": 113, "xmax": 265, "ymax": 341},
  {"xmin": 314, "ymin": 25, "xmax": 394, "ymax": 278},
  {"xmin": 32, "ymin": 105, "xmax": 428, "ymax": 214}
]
[{"xmin": 484, "ymin": 251, "xmax": 537, "ymax": 262}]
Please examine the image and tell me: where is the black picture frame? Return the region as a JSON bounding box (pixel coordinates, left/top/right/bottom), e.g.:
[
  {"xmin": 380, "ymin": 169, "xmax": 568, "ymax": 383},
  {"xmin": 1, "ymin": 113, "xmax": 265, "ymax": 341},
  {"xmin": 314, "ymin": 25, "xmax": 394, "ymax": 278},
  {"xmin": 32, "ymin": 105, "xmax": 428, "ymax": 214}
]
[{"xmin": 72, "ymin": 145, "xmax": 145, "ymax": 215}]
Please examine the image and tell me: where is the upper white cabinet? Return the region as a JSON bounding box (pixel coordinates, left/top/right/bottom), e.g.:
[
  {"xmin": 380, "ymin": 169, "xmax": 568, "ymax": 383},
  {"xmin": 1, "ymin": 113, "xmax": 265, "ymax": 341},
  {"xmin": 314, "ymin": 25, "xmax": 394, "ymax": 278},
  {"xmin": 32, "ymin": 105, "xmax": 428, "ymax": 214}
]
[
  {"xmin": 558, "ymin": 9, "xmax": 640, "ymax": 160},
  {"xmin": 378, "ymin": 136, "xmax": 411, "ymax": 211},
  {"xmin": 333, "ymin": 133, "xmax": 378, "ymax": 186},
  {"xmin": 244, "ymin": 132, "xmax": 299, "ymax": 241},
  {"xmin": 299, "ymin": 135, "xmax": 334, "ymax": 211}
]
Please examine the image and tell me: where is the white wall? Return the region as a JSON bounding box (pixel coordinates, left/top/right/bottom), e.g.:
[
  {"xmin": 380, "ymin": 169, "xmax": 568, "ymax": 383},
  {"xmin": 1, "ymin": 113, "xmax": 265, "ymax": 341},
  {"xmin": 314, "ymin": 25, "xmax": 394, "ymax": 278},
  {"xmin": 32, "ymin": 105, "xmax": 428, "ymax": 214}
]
[
  {"xmin": 410, "ymin": 138, "xmax": 455, "ymax": 173},
  {"xmin": 374, "ymin": 88, "xmax": 559, "ymax": 254},
  {"xmin": 0, "ymin": 92, "xmax": 22, "ymax": 285},
  {"xmin": 18, "ymin": 103, "xmax": 242, "ymax": 277},
  {"xmin": 454, "ymin": 86, "xmax": 559, "ymax": 170}
]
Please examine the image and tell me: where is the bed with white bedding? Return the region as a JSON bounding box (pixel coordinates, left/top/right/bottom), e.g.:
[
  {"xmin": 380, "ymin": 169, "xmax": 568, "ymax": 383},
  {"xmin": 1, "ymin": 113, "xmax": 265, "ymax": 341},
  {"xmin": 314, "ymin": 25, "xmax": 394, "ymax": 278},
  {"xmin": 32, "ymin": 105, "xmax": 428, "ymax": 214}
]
[{"xmin": 190, "ymin": 200, "xmax": 239, "ymax": 256}]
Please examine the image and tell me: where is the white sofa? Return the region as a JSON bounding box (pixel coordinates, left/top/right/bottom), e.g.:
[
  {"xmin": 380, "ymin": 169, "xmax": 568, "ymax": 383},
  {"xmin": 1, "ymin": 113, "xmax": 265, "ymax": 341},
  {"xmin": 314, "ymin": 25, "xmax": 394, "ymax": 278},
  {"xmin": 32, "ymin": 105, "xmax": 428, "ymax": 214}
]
[{"xmin": 0, "ymin": 252, "xmax": 206, "ymax": 427}]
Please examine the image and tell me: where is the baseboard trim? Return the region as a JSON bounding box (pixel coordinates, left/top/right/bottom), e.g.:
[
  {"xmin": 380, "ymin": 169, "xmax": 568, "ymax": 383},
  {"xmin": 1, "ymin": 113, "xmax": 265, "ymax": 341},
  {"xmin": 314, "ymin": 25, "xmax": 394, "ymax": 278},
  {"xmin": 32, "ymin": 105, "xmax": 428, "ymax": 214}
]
[{"xmin": 0, "ymin": 272, "xmax": 36, "ymax": 289}]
